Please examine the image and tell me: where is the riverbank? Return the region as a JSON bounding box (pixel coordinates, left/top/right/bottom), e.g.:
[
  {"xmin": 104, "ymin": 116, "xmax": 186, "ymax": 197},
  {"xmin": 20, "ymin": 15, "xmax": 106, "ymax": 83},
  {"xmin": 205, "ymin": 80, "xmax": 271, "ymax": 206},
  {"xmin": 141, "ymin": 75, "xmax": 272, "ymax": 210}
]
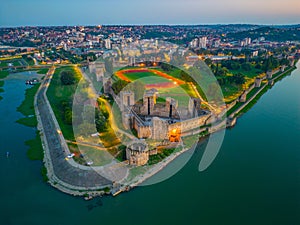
[
  {"xmin": 123, "ymin": 61, "xmax": 299, "ymax": 194},
  {"xmin": 0, "ymin": 71, "xmax": 9, "ymax": 101},
  {"xmin": 16, "ymin": 84, "xmax": 40, "ymax": 127},
  {"xmin": 227, "ymin": 62, "xmax": 298, "ymax": 123},
  {"xmin": 24, "ymin": 60, "xmax": 298, "ymax": 199}
]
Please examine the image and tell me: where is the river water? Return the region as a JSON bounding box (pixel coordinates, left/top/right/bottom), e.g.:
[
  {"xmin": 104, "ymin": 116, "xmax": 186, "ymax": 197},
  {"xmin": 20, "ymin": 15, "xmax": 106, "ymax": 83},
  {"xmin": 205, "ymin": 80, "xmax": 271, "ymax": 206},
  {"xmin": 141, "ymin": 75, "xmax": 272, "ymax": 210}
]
[{"xmin": 0, "ymin": 64, "xmax": 299, "ymax": 225}]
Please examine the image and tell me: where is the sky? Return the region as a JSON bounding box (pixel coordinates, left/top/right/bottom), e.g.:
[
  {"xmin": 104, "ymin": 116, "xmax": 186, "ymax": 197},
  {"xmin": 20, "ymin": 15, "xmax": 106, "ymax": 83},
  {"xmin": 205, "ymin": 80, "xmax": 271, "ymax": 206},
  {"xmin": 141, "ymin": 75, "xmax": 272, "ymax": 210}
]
[{"xmin": 0, "ymin": 0, "xmax": 299, "ymax": 27}]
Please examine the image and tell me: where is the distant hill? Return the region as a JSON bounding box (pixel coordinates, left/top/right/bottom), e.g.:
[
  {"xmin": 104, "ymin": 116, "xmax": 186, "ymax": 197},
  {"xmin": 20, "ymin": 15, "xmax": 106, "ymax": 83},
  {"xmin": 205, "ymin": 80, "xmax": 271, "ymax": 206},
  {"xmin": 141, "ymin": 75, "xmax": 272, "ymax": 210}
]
[{"xmin": 227, "ymin": 26, "xmax": 300, "ymax": 42}]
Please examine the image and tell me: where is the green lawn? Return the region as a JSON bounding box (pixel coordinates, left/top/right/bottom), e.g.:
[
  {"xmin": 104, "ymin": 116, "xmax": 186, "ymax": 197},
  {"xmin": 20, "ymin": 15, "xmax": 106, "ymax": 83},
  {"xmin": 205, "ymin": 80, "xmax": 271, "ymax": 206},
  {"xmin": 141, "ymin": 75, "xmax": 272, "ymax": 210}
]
[
  {"xmin": 46, "ymin": 66, "xmax": 82, "ymax": 141},
  {"xmin": 0, "ymin": 59, "xmax": 22, "ymax": 68},
  {"xmin": 221, "ymin": 84, "xmax": 242, "ymax": 102},
  {"xmin": 69, "ymin": 143, "xmax": 113, "ymax": 166},
  {"xmin": 37, "ymin": 68, "xmax": 49, "ymax": 74},
  {"xmin": 159, "ymin": 86, "xmax": 191, "ymax": 107},
  {"xmin": 230, "ymin": 67, "xmax": 263, "ymax": 78},
  {"xmin": 121, "ymin": 71, "xmax": 173, "ymax": 85}
]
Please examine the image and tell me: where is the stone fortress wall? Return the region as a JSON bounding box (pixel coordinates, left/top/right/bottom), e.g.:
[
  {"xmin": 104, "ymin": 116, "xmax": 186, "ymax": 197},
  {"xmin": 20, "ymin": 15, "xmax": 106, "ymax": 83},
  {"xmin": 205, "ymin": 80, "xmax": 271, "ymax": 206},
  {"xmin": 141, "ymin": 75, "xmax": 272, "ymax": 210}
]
[{"xmin": 112, "ymin": 87, "xmax": 211, "ymax": 140}]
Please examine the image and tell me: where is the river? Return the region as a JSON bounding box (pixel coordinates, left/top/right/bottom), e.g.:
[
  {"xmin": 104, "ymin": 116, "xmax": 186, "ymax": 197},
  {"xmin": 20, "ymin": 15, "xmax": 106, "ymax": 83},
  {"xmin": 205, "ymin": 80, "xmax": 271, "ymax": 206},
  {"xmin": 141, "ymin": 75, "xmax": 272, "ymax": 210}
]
[{"xmin": 0, "ymin": 64, "xmax": 299, "ymax": 225}]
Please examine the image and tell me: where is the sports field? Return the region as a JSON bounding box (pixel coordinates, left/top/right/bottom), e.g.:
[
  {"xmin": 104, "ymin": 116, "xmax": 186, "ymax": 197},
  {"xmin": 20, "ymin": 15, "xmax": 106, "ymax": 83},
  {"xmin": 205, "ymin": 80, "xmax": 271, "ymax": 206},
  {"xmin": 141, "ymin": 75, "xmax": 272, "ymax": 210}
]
[{"xmin": 115, "ymin": 68, "xmax": 198, "ymax": 106}]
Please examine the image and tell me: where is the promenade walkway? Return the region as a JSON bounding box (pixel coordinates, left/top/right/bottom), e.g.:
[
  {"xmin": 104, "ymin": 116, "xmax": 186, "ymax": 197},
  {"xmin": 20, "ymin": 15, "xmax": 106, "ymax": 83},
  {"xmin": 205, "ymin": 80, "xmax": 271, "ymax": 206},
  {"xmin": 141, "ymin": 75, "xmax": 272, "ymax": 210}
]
[{"xmin": 35, "ymin": 67, "xmax": 113, "ymax": 195}]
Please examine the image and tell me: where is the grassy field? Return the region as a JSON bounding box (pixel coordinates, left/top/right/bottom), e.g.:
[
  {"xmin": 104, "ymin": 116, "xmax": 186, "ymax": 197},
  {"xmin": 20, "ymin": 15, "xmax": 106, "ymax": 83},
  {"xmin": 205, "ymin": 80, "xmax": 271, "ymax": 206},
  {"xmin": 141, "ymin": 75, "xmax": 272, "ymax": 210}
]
[
  {"xmin": 222, "ymin": 84, "xmax": 243, "ymax": 102},
  {"xmin": 159, "ymin": 86, "xmax": 191, "ymax": 107},
  {"xmin": 121, "ymin": 71, "xmax": 161, "ymax": 81},
  {"xmin": 0, "ymin": 59, "xmax": 22, "ymax": 68},
  {"xmin": 36, "ymin": 68, "xmax": 49, "ymax": 74},
  {"xmin": 68, "ymin": 143, "xmax": 113, "ymax": 166},
  {"xmin": 230, "ymin": 67, "xmax": 263, "ymax": 78},
  {"xmin": 46, "ymin": 66, "xmax": 82, "ymax": 141},
  {"xmin": 98, "ymin": 98, "xmax": 121, "ymax": 147}
]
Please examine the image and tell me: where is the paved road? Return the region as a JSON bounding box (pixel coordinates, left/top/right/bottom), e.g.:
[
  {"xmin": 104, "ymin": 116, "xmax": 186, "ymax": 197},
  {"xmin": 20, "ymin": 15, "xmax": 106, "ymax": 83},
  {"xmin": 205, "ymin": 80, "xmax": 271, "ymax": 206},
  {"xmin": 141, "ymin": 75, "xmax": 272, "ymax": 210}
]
[{"xmin": 36, "ymin": 68, "xmax": 112, "ymax": 189}]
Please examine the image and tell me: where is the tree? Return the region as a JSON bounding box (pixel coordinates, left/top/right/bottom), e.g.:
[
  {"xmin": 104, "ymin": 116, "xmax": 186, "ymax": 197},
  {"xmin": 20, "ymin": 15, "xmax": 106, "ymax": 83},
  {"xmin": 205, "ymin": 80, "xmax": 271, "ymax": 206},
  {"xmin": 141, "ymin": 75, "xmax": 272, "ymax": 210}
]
[
  {"xmin": 60, "ymin": 71, "xmax": 76, "ymax": 85},
  {"xmin": 161, "ymin": 62, "xmax": 174, "ymax": 72},
  {"xmin": 232, "ymin": 73, "xmax": 245, "ymax": 85},
  {"xmin": 241, "ymin": 62, "xmax": 251, "ymax": 71},
  {"xmin": 111, "ymin": 79, "xmax": 129, "ymax": 94},
  {"xmin": 204, "ymin": 58, "xmax": 212, "ymax": 66}
]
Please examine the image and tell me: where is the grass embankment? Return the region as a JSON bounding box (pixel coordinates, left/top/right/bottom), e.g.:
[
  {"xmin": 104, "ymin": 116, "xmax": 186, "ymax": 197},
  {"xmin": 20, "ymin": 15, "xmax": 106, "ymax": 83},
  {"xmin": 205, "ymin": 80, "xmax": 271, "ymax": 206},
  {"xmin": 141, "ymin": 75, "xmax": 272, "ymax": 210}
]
[
  {"xmin": 16, "ymin": 84, "xmax": 40, "ymax": 127},
  {"xmin": 46, "ymin": 66, "xmax": 82, "ymax": 141},
  {"xmin": 25, "ymin": 131, "xmax": 44, "ymax": 160},
  {"xmin": 227, "ymin": 66, "xmax": 296, "ymax": 117},
  {"xmin": 148, "ymin": 148, "xmax": 176, "ymax": 165},
  {"xmin": 16, "ymin": 81, "xmax": 48, "ymax": 181},
  {"xmin": 0, "ymin": 70, "xmax": 9, "ymax": 79},
  {"xmin": 36, "ymin": 68, "xmax": 49, "ymax": 74}
]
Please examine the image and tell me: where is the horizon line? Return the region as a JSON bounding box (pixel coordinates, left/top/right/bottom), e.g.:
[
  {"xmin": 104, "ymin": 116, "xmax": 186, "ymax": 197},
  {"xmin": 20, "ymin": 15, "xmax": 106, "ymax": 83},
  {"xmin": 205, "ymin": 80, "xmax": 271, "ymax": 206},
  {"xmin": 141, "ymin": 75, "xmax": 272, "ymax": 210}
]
[{"xmin": 1, "ymin": 23, "xmax": 300, "ymax": 28}]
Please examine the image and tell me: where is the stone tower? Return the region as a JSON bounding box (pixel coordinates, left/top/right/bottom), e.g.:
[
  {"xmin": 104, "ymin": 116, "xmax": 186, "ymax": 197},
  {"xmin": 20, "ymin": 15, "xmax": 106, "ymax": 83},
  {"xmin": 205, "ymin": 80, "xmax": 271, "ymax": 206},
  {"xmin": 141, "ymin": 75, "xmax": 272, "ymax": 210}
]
[
  {"xmin": 188, "ymin": 97, "xmax": 201, "ymax": 117},
  {"xmin": 142, "ymin": 89, "xmax": 157, "ymax": 116},
  {"xmin": 126, "ymin": 141, "xmax": 149, "ymax": 166},
  {"xmin": 239, "ymin": 91, "xmax": 247, "ymax": 103},
  {"xmin": 102, "ymin": 77, "xmax": 112, "ymax": 94},
  {"xmin": 152, "ymin": 117, "xmax": 169, "ymax": 140},
  {"xmin": 266, "ymin": 70, "xmax": 273, "ymax": 79},
  {"xmin": 165, "ymin": 97, "xmax": 178, "ymax": 118},
  {"xmin": 255, "ymin": 77, "xmax": 262, "ymax": 88},
  {"xmin": 120, "ymin": 91, "xmax": 135, "ymax": 111}
]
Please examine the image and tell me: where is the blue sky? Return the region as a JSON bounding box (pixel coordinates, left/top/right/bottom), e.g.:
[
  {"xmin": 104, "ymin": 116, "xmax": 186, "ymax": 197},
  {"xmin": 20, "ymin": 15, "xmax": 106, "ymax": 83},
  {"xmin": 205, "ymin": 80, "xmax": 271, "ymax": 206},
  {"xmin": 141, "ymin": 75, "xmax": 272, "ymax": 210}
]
[{"xmin": 0, "ymin": 0, "xmax": 299, "ymax": 26}]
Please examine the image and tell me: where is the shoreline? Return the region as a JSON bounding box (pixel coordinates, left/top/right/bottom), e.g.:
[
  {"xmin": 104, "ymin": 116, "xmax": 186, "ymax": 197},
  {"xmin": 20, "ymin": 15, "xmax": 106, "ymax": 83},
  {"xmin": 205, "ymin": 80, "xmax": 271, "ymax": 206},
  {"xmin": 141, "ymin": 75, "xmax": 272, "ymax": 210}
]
[
  {"xmin": 110, "ymin": 61, "xmax": 299, "ymax": 195},
  {"xmin": 15, "ymin": 60, "xmax": 299, "ymax": 199}
]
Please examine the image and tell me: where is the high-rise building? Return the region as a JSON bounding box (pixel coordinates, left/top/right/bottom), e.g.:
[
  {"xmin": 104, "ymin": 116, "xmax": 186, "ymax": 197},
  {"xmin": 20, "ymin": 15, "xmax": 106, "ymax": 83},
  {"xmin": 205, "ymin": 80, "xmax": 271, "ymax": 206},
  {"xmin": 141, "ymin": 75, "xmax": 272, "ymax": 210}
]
[
  {"xmin": 199, "ymin": 36, "xmax": 207, "ymax": 49},
  {"xmin": 105, "ymin": 38, "xmax": 112, "ymax": 49},
  {"xmin": 190, "ymin": 38, "xmax": 199, "ymax": 48},
  {"xmin": 244, "ymin": 37, "xmax": 252, "ymax": 46}
]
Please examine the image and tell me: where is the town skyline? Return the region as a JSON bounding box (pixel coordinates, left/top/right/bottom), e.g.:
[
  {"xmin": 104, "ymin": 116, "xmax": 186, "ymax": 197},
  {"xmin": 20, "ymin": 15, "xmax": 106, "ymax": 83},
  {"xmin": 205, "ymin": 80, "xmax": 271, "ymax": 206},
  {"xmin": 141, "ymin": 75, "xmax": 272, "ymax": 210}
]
[{"xmin": 1, "ymin": 0, "xmax": 300, "ymax": 27}]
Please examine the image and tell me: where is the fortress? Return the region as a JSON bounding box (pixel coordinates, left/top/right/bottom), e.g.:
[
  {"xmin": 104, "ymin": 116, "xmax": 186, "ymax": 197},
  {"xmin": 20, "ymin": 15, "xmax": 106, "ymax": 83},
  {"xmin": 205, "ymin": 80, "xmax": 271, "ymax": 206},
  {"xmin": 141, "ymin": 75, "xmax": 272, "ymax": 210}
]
[
  {"xmin": 114, "ymin": 88, "xmax": 211, "ymax": 142},
  {"xmin": 101, "ymin": 69, "xmax": 213, "ymax": 166}
]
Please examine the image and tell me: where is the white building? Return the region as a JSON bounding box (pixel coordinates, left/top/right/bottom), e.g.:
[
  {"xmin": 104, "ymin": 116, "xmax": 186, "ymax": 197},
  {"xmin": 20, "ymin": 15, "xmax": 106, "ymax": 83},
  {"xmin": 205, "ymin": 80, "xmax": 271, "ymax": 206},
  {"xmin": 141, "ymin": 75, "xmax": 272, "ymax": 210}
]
[{"xmin": 105, "ymin": 39, "xmax": 112, "ymax": 49}]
